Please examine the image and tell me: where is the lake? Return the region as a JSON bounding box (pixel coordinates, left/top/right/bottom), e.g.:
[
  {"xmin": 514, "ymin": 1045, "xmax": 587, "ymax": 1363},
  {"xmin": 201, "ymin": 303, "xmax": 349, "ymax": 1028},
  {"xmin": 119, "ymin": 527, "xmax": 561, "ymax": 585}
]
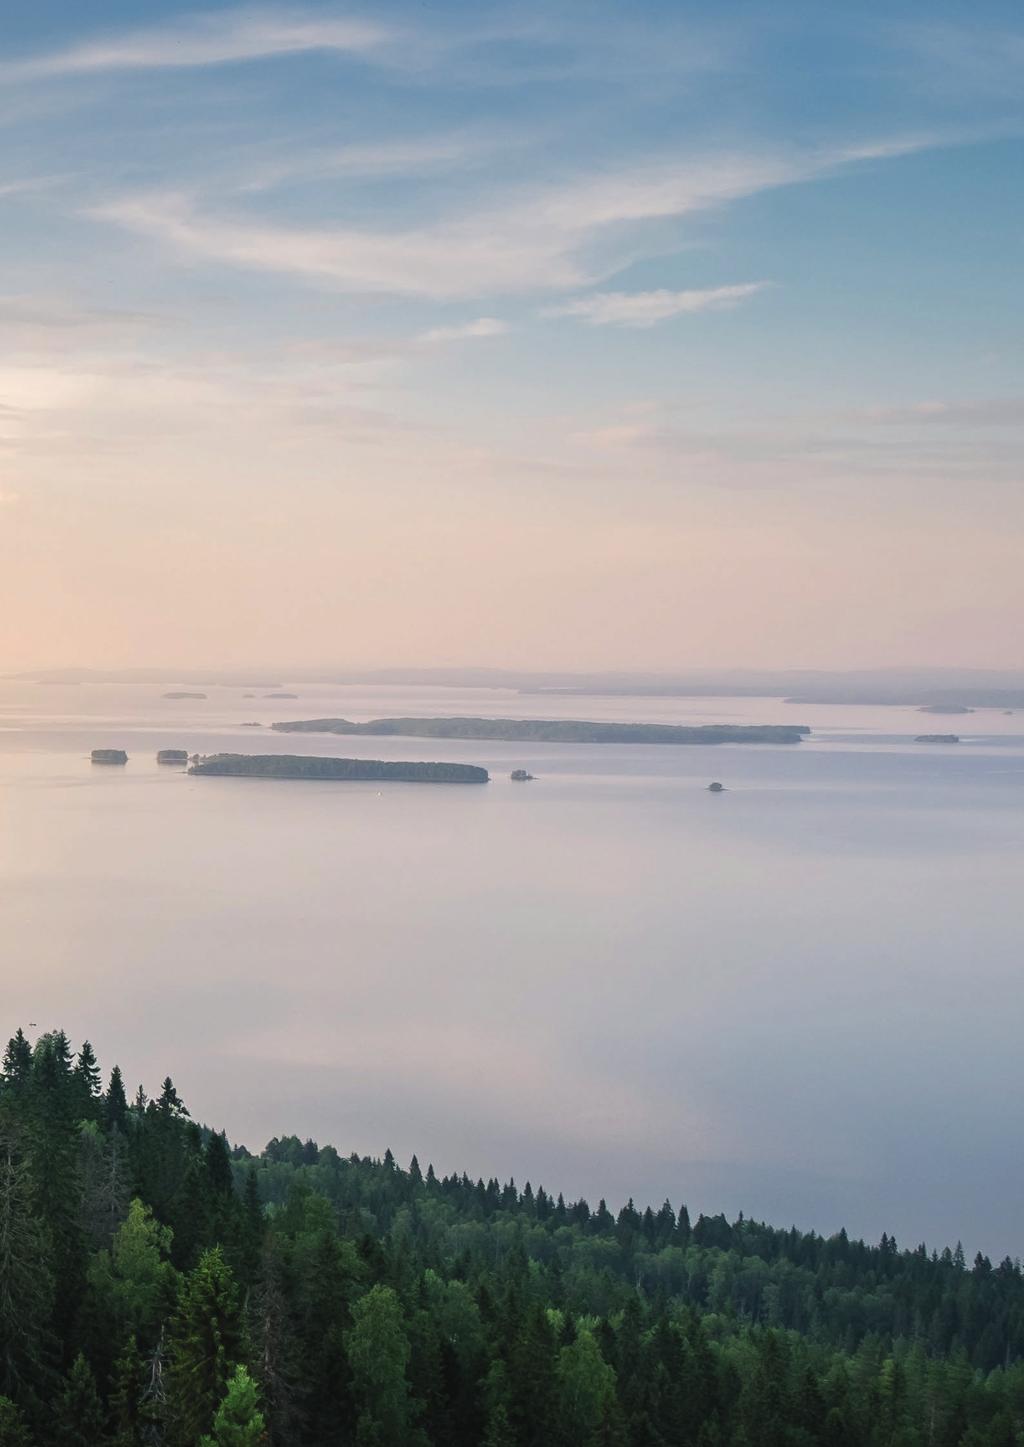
[{"xmin": 2, "ymin": 678, "xmax": 1022, "ymax": 1256}]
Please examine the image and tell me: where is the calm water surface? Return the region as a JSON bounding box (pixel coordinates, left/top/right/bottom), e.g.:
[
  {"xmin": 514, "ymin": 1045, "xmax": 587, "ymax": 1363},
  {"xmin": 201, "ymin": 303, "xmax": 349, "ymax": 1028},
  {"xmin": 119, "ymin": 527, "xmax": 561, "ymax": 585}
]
[{"xmin": 2, "ymin": 680, "xmax": 1022, "ymax": 1254}]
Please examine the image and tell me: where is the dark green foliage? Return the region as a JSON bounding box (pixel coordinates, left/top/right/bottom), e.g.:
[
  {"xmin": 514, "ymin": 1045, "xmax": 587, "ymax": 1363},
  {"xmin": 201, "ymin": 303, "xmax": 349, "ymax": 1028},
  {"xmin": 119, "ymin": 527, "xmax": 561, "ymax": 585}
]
[
  {"xmin": 4, "ymin": 1027, "xmax": 1024, "ymax": 1447},
  {"xmin": 189, "ymin": 754, "xmax": 490, "ymax": 783},
  {"xmin": 108, "ymin": 1335, "xmax": 148, "ymax": 1447},
  {"xmin": 345, "ymin": 1284, "xmax": 422, "ymax": 1447},
  {"xmin": 0, "ymin": 1119, "xmax": 56, "ymax": 1401},
  {"xmin": 71, "ymin": 1042, "xmax": 102, "ymax": 1123},
  {"xmin": 199, "ymin": 1365, "xmax": 266, "ymax": 1446},
  {"xmin": 0, "ymin": 1395, "xmax": 34, "ymax": 1447},
  {"xmin": 52, "ymin": 1353, "xmax": 105, "ymax": 1447},
  {"xmin": 105, "ymin": 1067, "xmax": 129, "ymax": 1134},
  {"xmin": 167, "ymin": 1248, "xmax": 244, "ymax": 1445}
]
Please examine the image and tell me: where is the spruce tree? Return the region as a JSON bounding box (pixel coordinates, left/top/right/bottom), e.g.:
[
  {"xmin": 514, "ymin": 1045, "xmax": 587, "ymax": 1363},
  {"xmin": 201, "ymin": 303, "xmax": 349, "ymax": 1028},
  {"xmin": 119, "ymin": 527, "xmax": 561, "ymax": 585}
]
[
  {"xmin": 52, "ymin": 1354, "xmax": 104, "ymax": 1447},
  {"xmin": 0, "ymin": 1034, "xmax": 32, "ymax": 1095},
  {"xmin": 0, "ymin": 1395, "xmax": 34, "ymax": 1447},
  {"xmin": 25, "ymin": 1035, "xmax": 85, "ymax": 1340},
  {"xmin": 198, "ymin": 1365, "xmax": 266, "ymax": 1447},
  {"xmin": 105, "ymin": 1067, "xmax": 129, "ymax": 1134},
  {"xmin": 167, "ymin": 1248, "xmax": 244, "ymax": 1446},
  {"xmin": 71, "ymin": 1042, "xmax": 102, "ymax": 1122},
  {"xmin": 0, "ymin": 1122, "xmax": 56, "ymax": 1401},
  {"xmin": 108, "ymin": 1335, "xmax": 147, "ymax": 1447}
]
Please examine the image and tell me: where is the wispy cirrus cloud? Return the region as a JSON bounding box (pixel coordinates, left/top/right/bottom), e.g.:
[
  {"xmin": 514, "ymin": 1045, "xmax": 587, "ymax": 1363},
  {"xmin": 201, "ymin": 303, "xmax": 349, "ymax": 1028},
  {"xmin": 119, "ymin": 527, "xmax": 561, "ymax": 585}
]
[
  {"xmin": 863, "ymin": 397, "xmax": 1024, "ymax": 426},
  {"xmin": 88, "ymin": 190, "xmax": 579, "ymax": 299},
  {"xmin": 89, "ymin": 135, "xmax": 940, "ymax": 300},
  {"xmin": 548, "ymin": 282, "xmax": 765, "ymax": 327},
  {"xmin": 0, "ymin": 175, "xmax": 70, "ymax": 199},
  {"xmin": 1, "ymin": 7, "xmax": 392, "ymax": 82},
  {"xmin": 237, "ymin": 133, "xmax": 497, "ymax": 193},
  {"xmin": 417, "ymin": 318, "xmax": 509, "ymax": 345}
]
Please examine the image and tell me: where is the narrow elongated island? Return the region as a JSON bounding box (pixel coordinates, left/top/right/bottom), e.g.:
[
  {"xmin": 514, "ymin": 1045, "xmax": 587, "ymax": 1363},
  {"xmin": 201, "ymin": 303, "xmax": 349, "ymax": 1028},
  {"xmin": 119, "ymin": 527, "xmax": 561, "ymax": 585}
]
[
  {"xmin": 271, "ymin": 716, "xmax": 809, "ymax": 745},
  {"xmin": 188, "ymin": 753, "xmax": 489, "ymax": 783}
]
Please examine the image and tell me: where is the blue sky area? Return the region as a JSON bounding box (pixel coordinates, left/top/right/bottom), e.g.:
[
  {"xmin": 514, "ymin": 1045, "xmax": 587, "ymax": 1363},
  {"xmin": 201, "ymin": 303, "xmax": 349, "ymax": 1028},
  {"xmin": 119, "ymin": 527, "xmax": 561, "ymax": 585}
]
[{"xmin": 1, "ymin": 2, "xmax": 1022, "ymax": 669}]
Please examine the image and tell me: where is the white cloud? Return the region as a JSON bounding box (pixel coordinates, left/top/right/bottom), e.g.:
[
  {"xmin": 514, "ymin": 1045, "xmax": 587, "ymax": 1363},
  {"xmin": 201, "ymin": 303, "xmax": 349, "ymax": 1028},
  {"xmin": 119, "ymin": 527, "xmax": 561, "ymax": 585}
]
[
  {"xmin": 89, "ymin": 190, "xmax": 588, "ymax": 298},
  {"xmin": 0, "ymin": 176, "xmax": 69, "ymax": 199},
  {"xmin": 89, "ymin": 135, "xmax": 937, "ymax": 301},
  {"xmin": 549, "ymin": 282, "xmax": 765, "ymax": 327},
  {"xmin": 417, "ymin": 318, "xmax": 509, "ymax": 345},
  {"xmin": 238, "ymin": 134, "xmax": 495, "ymax": 192},
  {"xmin": 2, "ymin": 8, "xmax": 391, "ymax": 81},
  {"xmin": 864, "ymin": 397, "xmax": 1024, "ymax": 426}
]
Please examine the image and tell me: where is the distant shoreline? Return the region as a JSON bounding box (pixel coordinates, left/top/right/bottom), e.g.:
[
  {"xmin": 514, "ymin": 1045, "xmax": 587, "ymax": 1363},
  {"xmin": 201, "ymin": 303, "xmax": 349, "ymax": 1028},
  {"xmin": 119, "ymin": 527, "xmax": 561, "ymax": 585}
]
[{"xmin": 270, "ymin": 717, "xmax": 810, "ymax": 745}]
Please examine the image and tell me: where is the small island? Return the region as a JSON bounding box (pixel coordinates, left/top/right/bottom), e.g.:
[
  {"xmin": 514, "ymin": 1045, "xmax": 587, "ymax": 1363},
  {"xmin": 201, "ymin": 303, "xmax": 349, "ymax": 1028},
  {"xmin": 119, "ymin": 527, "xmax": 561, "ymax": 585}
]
[
  {"xmin": 156, "ymin": 749, "xmax": 189, "ymax": 765},
  {"xmin": 162, "ymin": 691, "xmax": 207, "ymax": 700},
  {"xmin": 91, "ymin": 749, "xmax": 128, "ymax": 765},
  {"xmin": 272, "ymin": 716, "xmax": 810, "ymax": 746},
  {"xmin": 917, "ymin": 704, "xmax": 972, "ymax": 715},
  {"xmin": 241, "ymin": 721, "xmax": 263, "ymax": 727},
  {"xmin": 707, "ymin": 781, "xmax": 726, "ymax": 792},
  {"xmin": 510, "ymin": 769, "xmax": 535, "ymax": 781},
  {"xmin": 188, "ymin": 754, "xmax": 489, "ymax": 784},
  {"xmin": 264, "ymin": 692, "xmax": 299, "ymax": 699},
  {"xmin": 914, "ymin": 734, "xmax": 960, "ymax": 744}
]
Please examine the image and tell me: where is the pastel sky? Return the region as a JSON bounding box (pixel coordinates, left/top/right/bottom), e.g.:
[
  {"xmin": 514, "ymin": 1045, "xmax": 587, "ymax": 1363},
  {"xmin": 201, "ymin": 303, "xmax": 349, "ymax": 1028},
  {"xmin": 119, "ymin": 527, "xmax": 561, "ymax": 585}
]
[{"xmin": 1, "ymin": 0, "xmax": 1022, "ymax": 671}]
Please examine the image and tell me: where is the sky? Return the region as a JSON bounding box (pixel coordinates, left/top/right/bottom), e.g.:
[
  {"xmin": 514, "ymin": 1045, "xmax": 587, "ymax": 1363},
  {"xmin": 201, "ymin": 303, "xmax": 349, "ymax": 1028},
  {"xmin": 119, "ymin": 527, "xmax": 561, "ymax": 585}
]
[{"xmin": 1, "ymin": 0, "xmax": 1022, "ymax": 673}]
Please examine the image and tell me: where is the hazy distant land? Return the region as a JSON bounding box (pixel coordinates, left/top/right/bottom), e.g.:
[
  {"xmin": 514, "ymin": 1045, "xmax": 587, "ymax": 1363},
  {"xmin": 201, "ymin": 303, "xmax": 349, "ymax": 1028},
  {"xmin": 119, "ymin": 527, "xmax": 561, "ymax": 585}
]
[
  {"xmin": 15, "ymin": 664, "xmax": 1024, "ymax": 713},
  {"xmin": 271, "ymin": 717, "xmax": 810, "ymax": 745}
]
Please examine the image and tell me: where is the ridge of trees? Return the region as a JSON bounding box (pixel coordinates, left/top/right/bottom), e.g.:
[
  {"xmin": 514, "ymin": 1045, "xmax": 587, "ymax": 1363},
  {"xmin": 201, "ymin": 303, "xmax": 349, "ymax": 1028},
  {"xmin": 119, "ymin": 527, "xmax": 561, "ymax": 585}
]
[{"xmin": 1, "ymin": 1028, "xmax": 1021, "ymax": 1446}]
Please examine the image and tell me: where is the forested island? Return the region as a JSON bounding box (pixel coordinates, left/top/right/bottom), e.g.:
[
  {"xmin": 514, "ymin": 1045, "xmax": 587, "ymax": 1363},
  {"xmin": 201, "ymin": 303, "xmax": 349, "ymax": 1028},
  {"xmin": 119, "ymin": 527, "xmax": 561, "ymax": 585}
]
[
  {"xmin": 156, "ymin": 750, "xmax": 189, "ymax": 765},
  {"xmin": 90, "ymin": 749, "xmax": 127, "ymax": 765},
  {"xmin": 162, "ymin": 692, "xmax": 207, "ymax": 701},
  {"xmin": 2, "ymin": 1030, "xmax": 1024, "ymax": 1447},
  {"xmin": 272, "ymin": 717, "xmax": 810, "ymax": 745},
  {"xmin": 188, "ymin": 753, "xmax": 489, "ymax": 783},
  {"xmin": 915, "ymin": 734, "xmax": 961, "ymax": 744}
]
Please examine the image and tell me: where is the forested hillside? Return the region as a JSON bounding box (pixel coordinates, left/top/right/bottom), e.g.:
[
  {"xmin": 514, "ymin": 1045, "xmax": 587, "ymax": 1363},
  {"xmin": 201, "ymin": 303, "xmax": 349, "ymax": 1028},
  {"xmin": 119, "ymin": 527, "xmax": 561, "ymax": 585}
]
[{"xmin": 1, "ymin": 1030, "xmax": 1022, "ymax": 1446}]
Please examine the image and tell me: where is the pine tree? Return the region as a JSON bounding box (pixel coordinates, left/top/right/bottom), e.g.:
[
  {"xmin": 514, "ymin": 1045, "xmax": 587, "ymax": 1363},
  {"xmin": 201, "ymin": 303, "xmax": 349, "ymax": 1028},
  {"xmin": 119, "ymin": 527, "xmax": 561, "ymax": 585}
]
[
  {"xmin": 105, "ymin": 1067, "xmax": 129, "ymax": 1133},
  {"xmin": 25, "ymin": 1035, "xmax": 85, "ymax": 1340},
  {"xmin": 0, "ymin": 1122, "xmax": 56, "ymax": 1401},
  {"xmin": 87, "ymin": 1197, "xmax": 177, "ymax": 1348},
  {"xmin": 78, "ymin": 1120, "xmax": 130, "ymax": 1247},
  {"xmin": 52, "ymin": 1353, "xmax": 104, "ymax": 1447},
  {"xmin": 108, "ymin": 1335, "xmax": 147, "ymax": 1447},
  {"xmin": 71, "ymin": 1042, "xmax": 102, "ymax": 1122},
  {"xmin": 239, "ymin": 1169, "xmax": 264, "ymax": 1283},
  {"xmin": 167, "ymin": 1248, "xmax": 244, "ymax": 1446},
  {"xmin": 205, "ymin": 1132, "xmax": 233, "ymax": 1199},
  {"xmin": 199, "ymin": 1365, "xmax": 266, "ymax": 1446},
  {"xmin": 345, "ymin": 1284, "xmax": 421, "ymax": 1447},
  {"xmin": 0, "ymin": 1034, "xmax": 32, "ymax": 1094},
  {"xmin": 508, "ymin": 1303, "xmax": 558, "ymax": 1447},
  {"xmin": 481, "ymin": 1401, "xmax": 516, "ymax": 1447},
  {"xmin": 556, "ymin": 1326, "xmax": 617, "ymax": 1444},
  {"xmin": 158, "ymin": 1079, "xmax": 189, "ymax": 1120},
  {"xmin": 0, "ymin": 1395, "xmax": 34, "ymax": 1447}
]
